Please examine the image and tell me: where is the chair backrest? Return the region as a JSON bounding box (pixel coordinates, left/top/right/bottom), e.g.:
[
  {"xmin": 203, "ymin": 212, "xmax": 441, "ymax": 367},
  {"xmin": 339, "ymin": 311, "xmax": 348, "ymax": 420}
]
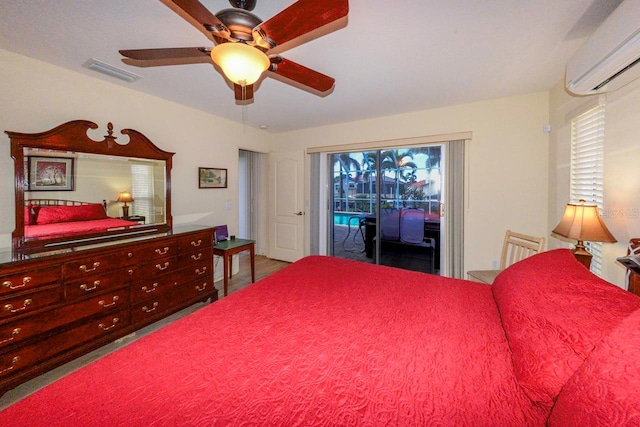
[
  {"xmin": 400, "ymin": 208, "xmax": 425, "ymax": 244},
  {"xmin": 380, "ymin": 209, "xmax": 400, "ymax": 241},
  {"xmin": 214, "ymin": 224, "xmax": 229, "ymax": 242},
  {"xmin": 500, "ymin": 229, "xmax": 546, "ymax": 269}
]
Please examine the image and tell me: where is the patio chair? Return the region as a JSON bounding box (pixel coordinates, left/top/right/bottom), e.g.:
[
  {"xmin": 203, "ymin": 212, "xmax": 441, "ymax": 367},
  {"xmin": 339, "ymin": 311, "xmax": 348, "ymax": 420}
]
[
  {"xmin": 400, "ymin": 208, "xmax": 426, "ymax": 244},
  {"xmin": 467, "ymin": 229, "xmax": 545, "ymax": 284},
  {"xmin": 380, "ymin": 209, "xmax": 400, "ymax": 241}
]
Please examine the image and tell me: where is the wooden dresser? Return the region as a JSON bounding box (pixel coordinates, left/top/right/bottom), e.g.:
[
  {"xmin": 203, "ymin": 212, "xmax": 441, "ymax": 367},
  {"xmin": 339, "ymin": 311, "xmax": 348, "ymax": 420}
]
[{"xmin": 0, "ymin": 225, "xmax": 215, "ymax": 395}]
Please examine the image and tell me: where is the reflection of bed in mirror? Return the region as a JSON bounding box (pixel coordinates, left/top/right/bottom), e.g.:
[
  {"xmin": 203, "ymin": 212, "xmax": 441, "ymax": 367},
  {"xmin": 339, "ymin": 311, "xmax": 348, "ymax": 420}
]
[
  {"xmin": 24, "ymin": 199, "xmax": 138, "ymax": 240},
  {"xmin": 8, "ymin": 120, "xmax": 174, "ymax": 252}
]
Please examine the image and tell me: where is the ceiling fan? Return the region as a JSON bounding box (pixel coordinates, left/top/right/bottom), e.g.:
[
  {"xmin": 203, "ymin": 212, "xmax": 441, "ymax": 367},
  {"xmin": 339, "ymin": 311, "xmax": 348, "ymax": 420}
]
[{"xmin": 120, "ymin": 0, "xmax": 349, "ymax": 103}]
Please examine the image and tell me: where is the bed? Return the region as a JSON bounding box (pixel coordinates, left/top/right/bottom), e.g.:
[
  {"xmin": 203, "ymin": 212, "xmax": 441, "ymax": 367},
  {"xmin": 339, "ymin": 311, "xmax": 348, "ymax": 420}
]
[
  {"xmin": 24, "ymin": 200, "xmax": 138, "ymax": 240},
  {"xmin": 1, "ymin": 249, "xmax": 640, "ymax": 426}
]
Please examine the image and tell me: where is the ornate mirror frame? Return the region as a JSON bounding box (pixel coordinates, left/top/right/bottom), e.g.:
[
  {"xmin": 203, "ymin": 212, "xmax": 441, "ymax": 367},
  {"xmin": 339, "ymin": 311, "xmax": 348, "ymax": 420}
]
[{"xmin": 8, "ymin": 120, "xmax": 174, "ymax": 252}]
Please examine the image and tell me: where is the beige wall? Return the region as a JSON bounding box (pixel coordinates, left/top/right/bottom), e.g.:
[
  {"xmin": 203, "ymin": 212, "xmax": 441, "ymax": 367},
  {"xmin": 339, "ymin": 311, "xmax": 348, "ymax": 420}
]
[
  {"xmin": 549, "ymin": 78, "xmax": 640, "ymax": 287},
  {"xmin": 268, "ymin": 92, "xmax": 551, "ymax": 274}
]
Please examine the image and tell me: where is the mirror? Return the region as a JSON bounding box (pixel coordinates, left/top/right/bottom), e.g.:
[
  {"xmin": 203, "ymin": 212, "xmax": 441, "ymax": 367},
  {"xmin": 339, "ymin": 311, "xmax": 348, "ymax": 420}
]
[{"xmin": 8, "ymin": 121, "xmax": 174, "ymax": 252}]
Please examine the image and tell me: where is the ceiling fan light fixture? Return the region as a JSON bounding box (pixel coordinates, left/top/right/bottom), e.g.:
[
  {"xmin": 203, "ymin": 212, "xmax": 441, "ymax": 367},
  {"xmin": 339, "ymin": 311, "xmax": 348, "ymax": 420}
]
[{"xmin": 210, "ymin": 43, "xmax": 269, "ymax": 86}]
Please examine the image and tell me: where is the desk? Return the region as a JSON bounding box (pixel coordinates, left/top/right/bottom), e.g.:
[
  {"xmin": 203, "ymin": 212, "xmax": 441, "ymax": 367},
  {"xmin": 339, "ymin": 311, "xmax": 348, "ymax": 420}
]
[{"xmin": 213, "ymin": 238, "xmax": 255, "ymax": 297}]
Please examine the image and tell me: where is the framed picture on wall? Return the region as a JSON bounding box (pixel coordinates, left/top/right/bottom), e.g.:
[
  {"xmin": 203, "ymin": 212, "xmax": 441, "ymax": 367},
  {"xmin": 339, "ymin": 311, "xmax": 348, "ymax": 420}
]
[
  {"xmin": 28, "ymin": 156, "xmax": 75, "ymax": 191},
  {"xmin": 199, "ymin": 167, "xmax": 227, "ymax": 189}
]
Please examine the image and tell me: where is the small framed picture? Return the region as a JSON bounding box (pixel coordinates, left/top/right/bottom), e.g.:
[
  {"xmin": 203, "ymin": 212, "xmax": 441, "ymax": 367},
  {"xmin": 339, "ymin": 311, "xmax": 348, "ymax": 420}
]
[
  {"xmin": 199, "ymin": 167, "xmax": 227, "ymax": 189},
  {"xmin": 28, "ymin": 156, "xmax": 75, "ymax": 191}
]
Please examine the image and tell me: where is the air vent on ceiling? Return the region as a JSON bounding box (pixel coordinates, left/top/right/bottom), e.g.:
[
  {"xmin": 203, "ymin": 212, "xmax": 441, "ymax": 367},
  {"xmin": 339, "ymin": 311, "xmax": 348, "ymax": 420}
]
[{"xmin": 83, "ymin": 58, "xmax": 141, "ymax": 83}]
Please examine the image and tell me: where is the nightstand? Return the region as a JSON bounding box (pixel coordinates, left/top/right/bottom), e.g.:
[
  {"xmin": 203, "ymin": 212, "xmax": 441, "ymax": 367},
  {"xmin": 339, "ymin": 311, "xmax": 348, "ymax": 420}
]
[{"xmin": 121, "ymin": 215, "xmax": 145, "ymax": 224}]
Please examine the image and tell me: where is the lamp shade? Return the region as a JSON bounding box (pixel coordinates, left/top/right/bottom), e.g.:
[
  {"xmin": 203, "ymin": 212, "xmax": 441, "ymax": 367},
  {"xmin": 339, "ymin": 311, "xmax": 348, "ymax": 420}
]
[
  {"xmin": 552, "ymin": 200, "xmax": 616, "ymax": 243},
  {"xmin": 117, "ymin": 192, "xmax": 134, "ymax": 203},
  {"xmin": 210, "ymin": 42, "xmax": 270, "ymax": 86}
]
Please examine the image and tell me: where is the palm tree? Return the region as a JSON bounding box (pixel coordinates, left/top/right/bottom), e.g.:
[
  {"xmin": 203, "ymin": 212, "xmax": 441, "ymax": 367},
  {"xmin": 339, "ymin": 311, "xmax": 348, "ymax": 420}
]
[
  {"xmin": 413, "ymin": 146, "xmax": 442, "ymax": 212},
  {"xmin": 361, "ymin": 151, "xmax": 377, "ymax": 213},
  {"xmin": 333, "ymin": 153, "xmax": 361, "ymax": 211},
  {"xmin": 380, "ymin": 149, "xmax": 418, "ymax": 207}
]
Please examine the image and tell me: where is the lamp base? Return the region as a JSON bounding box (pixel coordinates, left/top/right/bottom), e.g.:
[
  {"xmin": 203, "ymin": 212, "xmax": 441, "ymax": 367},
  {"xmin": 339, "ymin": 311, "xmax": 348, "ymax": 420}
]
[
  {"xmin": 122, "ymin": 204, "xmax": 130, "ymax": 219},
  {"xmin": 572, "ymin": 240, "xmax": 592, "ymax": 269}
]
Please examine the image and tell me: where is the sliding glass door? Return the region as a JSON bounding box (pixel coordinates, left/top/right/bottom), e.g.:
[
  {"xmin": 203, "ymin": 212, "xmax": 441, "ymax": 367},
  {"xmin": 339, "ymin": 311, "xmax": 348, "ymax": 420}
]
[{"xmin": 330, "ymin": 145, "xmax": 443, "ymax": 274}]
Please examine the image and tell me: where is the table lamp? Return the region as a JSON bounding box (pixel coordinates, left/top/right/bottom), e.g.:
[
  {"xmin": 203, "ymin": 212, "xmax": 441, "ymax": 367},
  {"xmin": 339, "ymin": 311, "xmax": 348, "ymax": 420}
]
[
  {"xmin": 117, "ymin": 192, "xmax": 134, "ymax": 218},
  {"xmin": 552, "ymin": 199, "xmax": 617, "ymax": 268}
]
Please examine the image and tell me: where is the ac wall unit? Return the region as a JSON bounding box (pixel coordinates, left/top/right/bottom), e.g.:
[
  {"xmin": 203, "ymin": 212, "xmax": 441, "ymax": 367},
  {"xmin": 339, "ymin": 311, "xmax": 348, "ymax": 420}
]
[{"xmin": 565, "ymin": 0, "xmax": 640, "ymax": 95}]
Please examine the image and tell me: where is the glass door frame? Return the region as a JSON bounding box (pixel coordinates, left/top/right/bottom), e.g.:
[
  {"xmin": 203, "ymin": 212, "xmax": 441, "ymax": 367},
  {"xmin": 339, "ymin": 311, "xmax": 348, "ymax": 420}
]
[{"xmin": 327, "ymin": 145, "xmax": 444, "ymax": 275}]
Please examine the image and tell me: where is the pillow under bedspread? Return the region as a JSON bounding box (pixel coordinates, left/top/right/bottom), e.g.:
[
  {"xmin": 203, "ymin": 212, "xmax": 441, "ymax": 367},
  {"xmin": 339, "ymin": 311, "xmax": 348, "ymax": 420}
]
[
  {"xmin": 0, "ymin": 256, "xmax": 547, "ymax": 426},
  {"xmin": 24, "ymin": 218, "xmax": 139, "ymax": 239},
  {"xmin": 492, "ymin": 249, "xmax": 640, "ymax": 409}
]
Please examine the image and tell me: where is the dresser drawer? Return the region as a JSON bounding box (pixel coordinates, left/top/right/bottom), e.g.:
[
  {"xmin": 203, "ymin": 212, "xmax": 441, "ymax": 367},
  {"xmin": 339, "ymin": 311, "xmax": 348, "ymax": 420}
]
[
  {"xmin": 0, "ymin": 310, "xmax": 130, "ymax": 379},
  {"xmin": 0, "ymin": 288, "xmax": 128, "ymax": 350},
  {"xmin": 178, "ymin": 246, "xmax": 213, "ymax": 269},
  {"xmin": 57, "ymin": 288, "xmax": 129, "ymax": 327},
  {"xmin": 0, "ymin": 285, "xmax": 62, "ymax": 320},
  {"xmin": 130, "ymin": 279, "xmax": 211, "ymax": 324},
  {"xmin": 65, "ymin": 269, "xmax": 134, "ymax": 301},
  {"xmin": 130, "ymin": 273, "xmax": 180, "ymax": 305},
  {"xmin": 0, "ymin": 265, "xmax": 60, "ymax": 297},
  {"xmin": 63, "ymin": 251, "xmax": 135, "ymax": 280},
  {"xmin": 133, "ymin": 256, "xmax": 179, "ymax": 281},
  {"xmin": 179, "ymin": 260, "xmax": 213, "ymax": 284},
  {"xmin": 131, "ymin": 240, "xmax": 178, "ymax": 261},
  {"xmin": 185, "ymin": 277, "xmax": 215, "ymax": 299},
  {"xmin": 178, "ymin": 231, "xmax": 213, "ymax": 251}
]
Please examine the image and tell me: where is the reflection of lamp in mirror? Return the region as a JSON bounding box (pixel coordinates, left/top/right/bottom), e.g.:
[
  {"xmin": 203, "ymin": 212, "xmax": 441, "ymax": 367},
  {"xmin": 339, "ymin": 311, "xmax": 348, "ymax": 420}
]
[
  {"xmin": 117, "ymin": 192, "xmax": 134, "ymax": 218},
  {"xmin": 552, "ymin": 199, "xmax": 617, "ymax": 268}
]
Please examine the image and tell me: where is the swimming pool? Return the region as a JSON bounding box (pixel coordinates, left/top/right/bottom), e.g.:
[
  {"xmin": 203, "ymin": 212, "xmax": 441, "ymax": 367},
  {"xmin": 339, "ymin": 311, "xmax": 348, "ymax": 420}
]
[{"xmin": 333, "ymin": 212, "xmax": 369, "ymax": 226}]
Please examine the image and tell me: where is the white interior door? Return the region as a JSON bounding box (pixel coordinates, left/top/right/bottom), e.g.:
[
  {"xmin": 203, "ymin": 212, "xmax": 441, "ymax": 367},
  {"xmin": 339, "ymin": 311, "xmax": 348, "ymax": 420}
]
[{"xmin": 268, "ymin": 150, "xmax": 305, "ymax": 262}]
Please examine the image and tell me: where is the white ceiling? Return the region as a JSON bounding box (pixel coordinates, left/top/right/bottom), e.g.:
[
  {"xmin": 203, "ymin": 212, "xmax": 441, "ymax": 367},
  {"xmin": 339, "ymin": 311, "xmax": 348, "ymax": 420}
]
[{"xmin": 0, "ymin": 0, "xmax": 623, "ymax": 133}]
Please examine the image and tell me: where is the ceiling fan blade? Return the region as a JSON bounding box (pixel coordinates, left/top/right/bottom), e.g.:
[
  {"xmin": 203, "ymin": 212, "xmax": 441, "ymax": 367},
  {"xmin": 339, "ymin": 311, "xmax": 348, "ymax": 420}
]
[
  {"xmin": 160, "ymin": 0, "xmax": 230, "ymax": 41},
  {"xmin": 268, "ymin": 57, "xmax": 335, "ymax": 95},
  {"xmin": 253, "ymin": 0, "xmax": 348, "ymax": 52},
  {"xmin": 234, "ymin": 84, "xmax": 255, "ymax": 103},
  {"xmin": 119, "ymin": 47, "xmax": 212, "ymax": 67}
]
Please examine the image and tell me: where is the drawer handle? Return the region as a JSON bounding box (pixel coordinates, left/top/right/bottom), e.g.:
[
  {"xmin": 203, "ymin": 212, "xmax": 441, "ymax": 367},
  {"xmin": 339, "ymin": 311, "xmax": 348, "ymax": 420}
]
[
  {"xmin": 195, "ymin": 283, "xmax": 208, "ymax": 292},
  {"xmin": 195, "ymin": 267, "xmax": 208, "ymax": 276},
  {"xmin": 80, "ymin": 280, "xmax": 101, "ymax": 292},
  {"xmin": 142, "ymin": 302, "xmax": 159, "ymax": 313},
  {"xmin": 0, "ymin": 328, "xmax": 21, "ymax": 345},
  {"xmin": 127, "ymin": 252, "xmax": 134, "ymax": 258},
  {"xmin": 2, "ymin": 277, "xmax": 31, "ymax": 290},
  {"xmin": 191, "ymin": 253, "xmax": 203, "ymax": 261},
  {"xmin": 155, "ymin": 262, "xmax": 170, "ymax": 271},
  {"xmin": 98, "ymin": 296, "xmax": 119, "ymax": 308},
  {"xmin": 98, "ymin": 317, "xmax": 119, "ymax": 331},
  {"xmin": 155, "ymin": 247, "xmax": 170, "ymax": 255},
  {"xmin": 142, "ymin": 283, "xmax": 158, "ymax": 293},
  {"xmin": 4, "ymin": 299, "xmax": 32, "ymax": 313},
  {"xmin": 0, "ymin": 356, "xmax": 20, "ymax": 374},
  {"xmin": 79, "ymin": 262, "xmax": 100, "ymax": 272},
  {"xmin": 191, "ymin": 239, "xmax": 202, "ymax": 247}
]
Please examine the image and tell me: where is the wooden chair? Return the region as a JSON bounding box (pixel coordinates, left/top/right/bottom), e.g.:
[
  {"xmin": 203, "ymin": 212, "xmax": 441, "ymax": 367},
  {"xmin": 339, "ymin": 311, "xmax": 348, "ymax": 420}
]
[{"xmin": 467, "ymin": 230, "xmax": 545, "ymax": 284}]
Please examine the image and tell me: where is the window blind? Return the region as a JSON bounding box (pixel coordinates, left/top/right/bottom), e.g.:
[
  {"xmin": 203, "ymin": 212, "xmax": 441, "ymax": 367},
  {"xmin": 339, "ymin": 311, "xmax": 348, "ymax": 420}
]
[
  {"xmin": 570, "ymin": 105, "xmax": 605, "ymax": 275},
  {"xmin": 130, "ymin": 161, "xmax": 154, "ymax": 221}
]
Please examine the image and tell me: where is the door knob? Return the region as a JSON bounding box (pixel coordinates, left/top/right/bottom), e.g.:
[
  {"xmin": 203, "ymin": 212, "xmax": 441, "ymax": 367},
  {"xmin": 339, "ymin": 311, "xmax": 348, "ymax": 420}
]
[{"xmin": 294, "ymin": 211, "xmax": 304, "ymax": 216}]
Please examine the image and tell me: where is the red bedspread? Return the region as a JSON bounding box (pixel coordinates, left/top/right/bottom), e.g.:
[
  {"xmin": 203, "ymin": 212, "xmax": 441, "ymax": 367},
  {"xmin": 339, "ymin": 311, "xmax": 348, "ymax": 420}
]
[
  {"xmin": 0, "ymin": 256, "xmax": 546, "ymax": 426},
  {"xmin": 25, "ymin": 218, "xmax": 139, "ymax": 239}
]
